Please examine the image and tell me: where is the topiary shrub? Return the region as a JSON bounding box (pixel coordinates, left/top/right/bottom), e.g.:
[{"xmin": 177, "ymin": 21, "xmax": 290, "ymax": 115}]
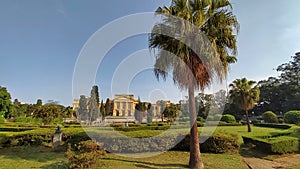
[
  {"xmin": 262, "ymin": 111, "xmax": 278, "ymax": 123},
  {"xmin": 221, "ymin": 114, "xmax": 236, "ymax": 123},
  {"xmin": 66, "ymin": 140, "xmax": 105, "ymax": 169},
  {"xmin": 284, "ymin": 110, "xmax": 300, "ymax": 125}
]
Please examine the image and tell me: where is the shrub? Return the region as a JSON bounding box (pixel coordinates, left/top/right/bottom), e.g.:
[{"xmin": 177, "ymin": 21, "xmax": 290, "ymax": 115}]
[
  {"xmin": 53, "ymin": 118, "xmax": 63, "ymax": 125},
  {"xmin": 284, "ymin": 110, "xmax": 300, "ymax": 125},
  {"xmin": 66, "ymin": 140, "xmax": 105, "ymax": 169},
  {"xmin": 243, "ymin": 136, "xmax": 298, "ymax": 154},
  {"xmin": 0, "ymin": 117, "xmax": 5, "ymax": 123},
  {"xmin": 221, "ymin": 114, "xmax": 236, "ymax": 123},
  {"xmin": 14, "ymin": 116, "xmax": 43, "ymax": 125},
  {"xmin": 213, "ymin": 114, "xmax": 223, "ymax": 121},
  {"xmin": 262, "ymin": 111, "xmax": 278, "ymax": 123},
  {"xmin": 206, "ymin": 115, "xmax": 214, "ymax": 121},
  {"xmin": 174, "ymin": 133, "xmax": 240, "ymax": 153}
]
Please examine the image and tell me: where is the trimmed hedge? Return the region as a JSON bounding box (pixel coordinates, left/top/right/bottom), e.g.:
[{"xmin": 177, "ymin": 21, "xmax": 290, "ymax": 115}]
[
  {"xmin": 0, "ymin": 127, "xmax": 34, "ymax": 132},
  {"xmin": 253, "ymin": 123, "xmax": 291, "ymax": 129},
  {"xmin": 243, "ymin": 136, "xmax": 298, "ymax": 154}
]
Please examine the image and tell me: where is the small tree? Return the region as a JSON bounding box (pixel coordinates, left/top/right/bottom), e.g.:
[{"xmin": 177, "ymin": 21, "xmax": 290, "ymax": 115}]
[
  {"xmin": 229, "ymin": 78, "xmax": 260, "ymax": 132},
  {"xmin": 262, "ymin": 111, "xmax": 278, "ymax": 123}
]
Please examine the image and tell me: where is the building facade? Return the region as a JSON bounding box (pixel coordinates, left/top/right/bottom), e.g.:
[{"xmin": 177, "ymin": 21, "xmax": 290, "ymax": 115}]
[{"xmin": 113, "ymin": 94, "xmax": 138, "ymax": 116}]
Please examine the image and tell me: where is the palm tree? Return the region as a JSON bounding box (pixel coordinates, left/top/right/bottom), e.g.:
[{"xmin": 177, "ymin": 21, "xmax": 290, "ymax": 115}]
[
  {"xmin": 149, "ymin": 0, "xmax": 238, "ymax": 168},
  {"xmin": 229, "ymin": 78, "xmax": 260, "ymax": 132}
]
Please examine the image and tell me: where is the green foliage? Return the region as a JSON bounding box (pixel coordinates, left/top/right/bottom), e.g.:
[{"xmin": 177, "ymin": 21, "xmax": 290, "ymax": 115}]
[
  {"xmin": 262, "ymin": 111, "xmax": 278, "ymax": 123},
  {"xmin": 284, "ymin": 110, "xmax": 300, "ymax": 124},
  {"xmin": 0, "ymin": 116, "xmax": 5, "ymax": 123},
  {"xmin": 213, "ymin": 114, "xmax": 223, "ymax": 121},
  {"xmin": 162, "ymin": 103, "xmax": 180, "ymax": 122},
  {"xmin": 253, "ymin": 123, "xmax": 291, "ymax": 129},
  {"xmin": 207, "ymin": 115, "xmax": 214, "ymax": 121},
  {"xmin": 221, "ymin": 114, "xmax": 236, "ymax": 123},
  {"xmin": 243, "ymin": 136, "xmax": 298, "ymax": 154},
  {"xmin": 175, "ymin": 133, "xmax": 240, "ymax": 153},
  {"xmin": 53, "ymin": 118, "xmax": 63, "ymax": 125},
  {"xmin": 0, "ymin": 86, "xmax": 12, "ymax": 118},
  {"xmin": 66, "ymin": 140, "xmax": 105, "ymax": 169},
  {"xmin": 14, "ymin": 116, "xmax": 42, "ymax": 124}
]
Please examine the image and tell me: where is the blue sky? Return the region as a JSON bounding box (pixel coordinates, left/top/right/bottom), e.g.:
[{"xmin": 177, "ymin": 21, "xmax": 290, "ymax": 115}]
[{"xmin": 0, "ymin": 0, "xmax": 299, "ymax": 106}]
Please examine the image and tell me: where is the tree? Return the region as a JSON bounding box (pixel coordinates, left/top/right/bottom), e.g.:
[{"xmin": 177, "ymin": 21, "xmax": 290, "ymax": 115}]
[
  {"xmin": 89, "ymin": 85, "xmax": 100, "ymax": 123},
  {"xmin": 36, "ymin": 99, "xmax": 43, "ymax": 107},
  {"xmin": 77, "ymin": 95, "xmax": 88, "ymax": 122},
  {"xmin": 277, "ymin": 52, "xmax": 300, "ymax": 85},
  {"xmin": 163, "ymin": 103, "xmax": 180, "ymax": 122},
  {"xmin": 105, "ymin": 98, "xmax": 112, "ymax": 116},
  {"xmin": 149, "ymin": 0, "xmax": 238, "ymax": 168},
  {"xmin": 100, "ymin": 100, "xmax": 105, "ymax": 118},
  {"xmin": 0, "ymin": 86, "xmax": 12, "ymax": 118},
  {"xmin": 229, "ymin": 78, "xmax": 260, "ymax": 132},
  {"xmin": 135, "ymin": 97, "xmax": 147, "ymax": 123},
  {"xmin": 147, "ymin": 103, "xmax": 153, "ymax": 123}
]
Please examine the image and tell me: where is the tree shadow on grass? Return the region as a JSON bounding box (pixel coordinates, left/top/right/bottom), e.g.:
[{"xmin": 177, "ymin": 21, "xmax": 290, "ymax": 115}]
[
  {"xmin": 102, "ymin": 157, "xmax": 189, "ymax": 169},
  {"xmin": 0, "ymin": 146, "xmax": 65, "ymax": 163},
  {"xmin": 239, "ymin": 144, "xmax": 270, "ymax": 159}
]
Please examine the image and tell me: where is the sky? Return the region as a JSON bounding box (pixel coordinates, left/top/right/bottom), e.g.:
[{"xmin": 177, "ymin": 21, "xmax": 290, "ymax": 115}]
[{"xmin": 0, "ymin": 0, "xmax": 299, "ymax": 106}]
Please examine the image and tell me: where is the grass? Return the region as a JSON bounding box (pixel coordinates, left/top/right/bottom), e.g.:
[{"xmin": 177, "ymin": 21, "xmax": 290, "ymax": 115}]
[
  {"xmin": 1, "ymin": 123, "xmax": 300, "ymax": 168},
  {"xmin": 0, "ymin": 146, "xmax": 67, "ymax": 169},
  {"xmin": 0, "ymin": 146, "xmax": 247, "ymax": 169}
]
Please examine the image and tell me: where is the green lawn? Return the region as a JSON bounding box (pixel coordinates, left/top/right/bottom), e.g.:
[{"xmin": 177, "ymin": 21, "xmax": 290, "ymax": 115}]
[
  {"xmin": 0, "ymin": 146, "xmax": 247, "ymax": 169},
  {"xmin": 1, "ymin": 123, "xmax": 300, "ymax": 168}
]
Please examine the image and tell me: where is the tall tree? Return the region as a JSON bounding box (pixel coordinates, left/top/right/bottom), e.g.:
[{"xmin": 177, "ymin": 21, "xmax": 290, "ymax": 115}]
[
  {"xmin": 77, "ymin": 95, "xmax": 88, "ymax": 122},
  {"xmin": 135, "ymin": 98, "xmax": 147, "ymax": 123},
  {"xmin": 36, "ymin": 99, "xmax": 43, "ymax": 107},
  {"xmin": 147, "ymin": 103, "xmax": 153, "ymax": 123},
  {"xmin": 105, "ymin": 98, "xmax": 112, "ymax": 116},
  {"xmin": 149, "ymin": 0, "xmax": 238, "ymax": 168},
  {"xmin": 89, "ymin": 85, "xmax": 100, "ymax": 123},
  {"xmin": 100, "ymin": 100, "xmax": 105, "ymax": 118},
  {"xmin": 0, "ymin": 86, "xmax": 12, "ymax": 118},
  {"xmin": 229, "ymin": 78, "xmax": 260, "ymax": 132}
]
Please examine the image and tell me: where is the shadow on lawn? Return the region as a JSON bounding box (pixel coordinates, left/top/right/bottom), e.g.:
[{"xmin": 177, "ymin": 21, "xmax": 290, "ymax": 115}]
[
  {"xmin": 0, "ymin": 146, "xmax": 65, "ymax": 163},
  {"xmin": 102, "ymin": 157, "xmax": 189, "ymax": 169},
  {"xmin": 239, "ymin": 144, "xmax": 269, "ymax": 159}
]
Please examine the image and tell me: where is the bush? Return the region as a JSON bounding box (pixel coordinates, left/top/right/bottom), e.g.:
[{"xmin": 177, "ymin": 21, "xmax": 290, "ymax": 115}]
[
  {"xmin": 206, "ymin": 115, "xmax": 214, "ymax": 121},
  {"xmin": 262, "ymin": 111, "xmax": 278, "ymax": 123},
  {"xmin": 0, "ymin": 117, "xmax": 5, "ymax": 123},
  {"xmin": 253, "ymin": 123, "xmax": 291, "ymax": 129},
  {"xmin": 221, "ymin": 114, "xmax": 236, "ymax": 123},
  {"xmin": 53, "ymin": 118, "xmax": 63, "ymax": 125},
  {"xmin": 14, "ymin": 116, "xmax": 42, "ymax": 125},
  {"xmin": 243, "ymin": 136, "xmax": 298, "ymax": 154},
  {"xmin": 284, "ymin": 110, "xmax": 300, "ymax": 125},
  {"xmin": 213, "ymin": 114, "xmax": 223, "ymax": 121},
  {"xmin": 174, "ymin": 133, "xmax": 240, "ymax": 153},
  {"xmin": 66, "ymin": 140, "xmax": 105, "ymax": 169}
]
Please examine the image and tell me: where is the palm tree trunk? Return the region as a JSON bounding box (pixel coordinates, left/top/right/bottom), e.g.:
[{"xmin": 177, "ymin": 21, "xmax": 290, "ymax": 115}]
[
  {"xmin": 245, "ymin": 110, "xmax": 251, "ymax": 132},
  {"xmin": 188, "ymin": 87, "xmax": 204, "ymax": 169}
]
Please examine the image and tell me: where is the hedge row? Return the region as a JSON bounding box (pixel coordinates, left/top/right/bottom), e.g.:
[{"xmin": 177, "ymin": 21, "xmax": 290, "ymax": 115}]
[
  {"xmin": 242, "ymin": 136, "xmax": 298, "ymax": 154},
  {"xmin": 0, "ymin": 130, "xmax": 240, "ymax": 154},
  {"xmin": 0, "ymin": 127, "xmax": 34, "ymax": 132},
  {"xmin": 253, "ymin": 123, "xmax": 291, "ymax": 129}
]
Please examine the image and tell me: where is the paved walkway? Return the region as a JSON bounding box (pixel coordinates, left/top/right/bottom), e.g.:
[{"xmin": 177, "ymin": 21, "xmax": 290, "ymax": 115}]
[{"xmin": 243, "ymin": 154, "xmax": 300, "ymax": 169}]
